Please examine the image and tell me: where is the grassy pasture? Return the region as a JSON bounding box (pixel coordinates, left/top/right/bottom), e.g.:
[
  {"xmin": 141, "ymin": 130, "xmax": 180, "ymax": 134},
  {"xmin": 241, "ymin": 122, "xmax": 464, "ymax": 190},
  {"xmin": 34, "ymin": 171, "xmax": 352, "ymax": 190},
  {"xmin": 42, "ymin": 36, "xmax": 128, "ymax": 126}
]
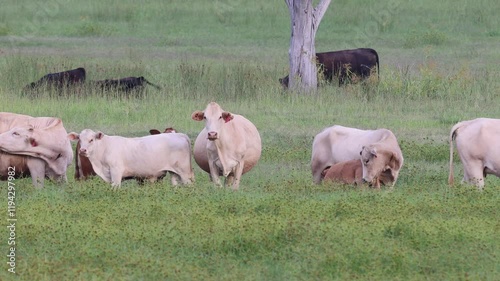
[{"xmin": 0, "ymin": 0, "xmax": 499, "ymax": 280}]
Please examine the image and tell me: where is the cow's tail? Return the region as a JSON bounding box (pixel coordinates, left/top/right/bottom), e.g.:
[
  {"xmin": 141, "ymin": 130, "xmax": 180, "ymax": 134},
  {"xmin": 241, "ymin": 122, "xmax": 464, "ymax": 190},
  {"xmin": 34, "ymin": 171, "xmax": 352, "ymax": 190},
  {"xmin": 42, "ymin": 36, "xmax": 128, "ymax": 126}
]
[
  {"xmin": 372, "ymin": 49, "xmax": 380, "ymax": 81},
  {"xmin": 74, "ymin": 141, "xmax": 81, "ymax": 180},
  {"xmin": 448, "ymin": 122, "xmax": 463, "ymax": 185},
  {"xmin": 145, "ymin": 79, "xmax": 162, "ymax": 90}
]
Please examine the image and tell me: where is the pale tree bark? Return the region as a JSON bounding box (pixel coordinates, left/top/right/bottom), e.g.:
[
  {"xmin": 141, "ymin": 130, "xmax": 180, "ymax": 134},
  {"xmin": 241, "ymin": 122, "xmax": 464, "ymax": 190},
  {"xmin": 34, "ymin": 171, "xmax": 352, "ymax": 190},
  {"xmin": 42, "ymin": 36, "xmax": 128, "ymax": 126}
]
[{"xmin": 285, "ymin": 0, "xmax": 332, "ymax": 92}]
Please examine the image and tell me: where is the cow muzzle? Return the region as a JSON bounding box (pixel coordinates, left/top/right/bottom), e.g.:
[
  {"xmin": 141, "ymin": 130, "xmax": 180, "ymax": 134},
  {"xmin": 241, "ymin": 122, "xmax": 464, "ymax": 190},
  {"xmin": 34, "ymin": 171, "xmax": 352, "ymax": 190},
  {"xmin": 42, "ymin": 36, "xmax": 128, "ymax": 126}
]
[
  {"xmin": 362, "ymin": 178, "xmax": 373, "ymax": 187},
  {"xmin": 207, "ymin": 132, "xmax": 218, "ymax": 141},
  {"xmin": 79, "ymin": 148, "xmax": 88, "ymax": 156}
]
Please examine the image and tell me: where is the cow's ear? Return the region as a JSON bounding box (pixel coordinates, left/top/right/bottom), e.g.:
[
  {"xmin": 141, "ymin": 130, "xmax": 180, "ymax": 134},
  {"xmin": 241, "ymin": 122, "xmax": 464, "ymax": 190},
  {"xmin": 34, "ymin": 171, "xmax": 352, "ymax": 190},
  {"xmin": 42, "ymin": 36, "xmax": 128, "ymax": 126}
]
[
  {"xmin": 222, "ymin": 112, "xmax": 233, "ymax": 123},
  {"xmin": 191, "ymin": 111, "xmax": 204, "ymax": 121},
  {"xmin": 95, "ymin": 132, "xmax": 104, "ymax": 140},
  {"xmin": 370, "ymin": 148, "xmax": 377, "ymax": 158},
  {"xmin": 149, "ymin": 129, "xmax": 161, "ymax": 135},
  {"xmin": 67, "ymin": 132, "xmax": 80, "ymax": 141},
  {"xmin": 164, "ymin": 127, "xmax": 176, "ymax": 133},
  {"xmin": 389, "ymin": 153, "xmax": 401, "ymax": 169},
  {"xmin": 360, "ymin": 146, "xmax": 365, "ymax": 155}
]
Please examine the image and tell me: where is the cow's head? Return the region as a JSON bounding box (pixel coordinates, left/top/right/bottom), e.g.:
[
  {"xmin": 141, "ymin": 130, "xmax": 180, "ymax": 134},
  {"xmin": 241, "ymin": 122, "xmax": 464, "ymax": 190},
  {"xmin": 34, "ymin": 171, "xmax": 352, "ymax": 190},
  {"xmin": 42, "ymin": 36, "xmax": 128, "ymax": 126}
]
[
  {"xmin": 192, "ymin": 102, "xmax": 234, "ymax": 141},
  {"xmin": 360, "ymin": 145, "xmax": 396, "ymax": 186},
  {"xmin": 68, "ymin": 129, "xmax": 104, "ymax": 157},
  {"xmin": 149, "ymin": 127, "xmax": 177, "ymax": 135},
  {"xmin": 0, "ymin": 124, "xmax": 70, "ymax": 164},
  {"xmin": 0, "ymin": 126, "xmax": 39, "ymax": 153}
]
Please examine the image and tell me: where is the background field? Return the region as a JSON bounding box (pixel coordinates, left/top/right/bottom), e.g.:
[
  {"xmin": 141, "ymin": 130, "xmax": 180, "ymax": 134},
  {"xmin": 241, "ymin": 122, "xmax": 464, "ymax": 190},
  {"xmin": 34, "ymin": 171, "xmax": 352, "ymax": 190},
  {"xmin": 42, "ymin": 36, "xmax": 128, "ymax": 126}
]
[{"xmin": 0, "ymin": 0, "xmax": 499, "ymax": 280}]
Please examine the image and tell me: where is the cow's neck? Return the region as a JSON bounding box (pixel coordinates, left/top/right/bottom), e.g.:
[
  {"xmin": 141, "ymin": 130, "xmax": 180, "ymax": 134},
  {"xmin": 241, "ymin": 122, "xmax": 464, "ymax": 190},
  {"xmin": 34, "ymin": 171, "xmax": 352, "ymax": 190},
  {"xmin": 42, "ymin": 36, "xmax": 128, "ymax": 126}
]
[{"xmin": 211, "ymin": 138, "xmax": 235, "ymax": 177}]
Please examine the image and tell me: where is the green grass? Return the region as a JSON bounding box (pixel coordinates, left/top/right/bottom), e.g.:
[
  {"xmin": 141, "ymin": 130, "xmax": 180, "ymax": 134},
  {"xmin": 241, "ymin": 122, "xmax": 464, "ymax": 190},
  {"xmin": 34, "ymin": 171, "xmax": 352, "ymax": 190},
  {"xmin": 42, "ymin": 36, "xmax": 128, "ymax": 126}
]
[{"xmin": 1, "ymin": 0, "xmax": 499, "ymax": 280}]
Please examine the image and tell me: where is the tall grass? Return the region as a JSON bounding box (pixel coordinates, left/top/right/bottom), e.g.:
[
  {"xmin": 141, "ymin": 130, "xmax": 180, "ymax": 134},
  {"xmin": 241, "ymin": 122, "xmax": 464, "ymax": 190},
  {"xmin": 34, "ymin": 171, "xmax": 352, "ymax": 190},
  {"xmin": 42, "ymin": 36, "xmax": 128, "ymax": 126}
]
[{"xmin": 0, "ymin": 0, "xmax": 499, "ymax": 280}]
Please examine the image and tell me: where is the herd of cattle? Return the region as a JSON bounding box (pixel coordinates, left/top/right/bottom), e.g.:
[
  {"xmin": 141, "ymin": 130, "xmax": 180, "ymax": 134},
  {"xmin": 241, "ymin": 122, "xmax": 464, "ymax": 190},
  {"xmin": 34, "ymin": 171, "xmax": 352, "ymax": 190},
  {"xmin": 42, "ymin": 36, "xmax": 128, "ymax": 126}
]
[
  {"xmin": 22, "ymin": 47, "xmax": 379, "ymax": 95},
  {"xmin": 1, "ymin": 47, "xmax": 496, "ymax": 189},
  {"xmin": 23, "ymin": 67, "xmax": 161, "ymax": 95},
  {"xmin": 0, "ymin": 103, "xmax": 498, "ymax": 189}
]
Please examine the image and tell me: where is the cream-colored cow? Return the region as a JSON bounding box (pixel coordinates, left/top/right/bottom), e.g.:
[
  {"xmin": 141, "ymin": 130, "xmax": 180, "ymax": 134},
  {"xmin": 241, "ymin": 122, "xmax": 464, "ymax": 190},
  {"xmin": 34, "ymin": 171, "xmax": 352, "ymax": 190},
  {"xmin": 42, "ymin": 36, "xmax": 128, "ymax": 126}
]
[
  {"xmin": 192, "ymin": 102, "xmax": 261, "ymax": 190},
  {"xmin": 0, "ymin": 112, "xmax": 73, "ymax": 187},
  {"xmin": 449, "ymin": 118, "xmax": 500, "ymax": 189},
  {"xmin": 311, "ymin": 125, "xmax": 403, "ymax": 187},
  {"xmin": 68, "ymin": 129, "xmax": 194, "ymax": 188}
]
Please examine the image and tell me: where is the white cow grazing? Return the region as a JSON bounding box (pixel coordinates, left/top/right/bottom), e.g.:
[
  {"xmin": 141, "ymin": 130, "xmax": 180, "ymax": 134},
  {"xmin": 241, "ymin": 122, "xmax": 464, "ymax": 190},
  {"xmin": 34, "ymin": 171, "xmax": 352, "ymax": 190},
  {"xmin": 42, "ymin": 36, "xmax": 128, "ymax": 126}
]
[
  {"xmin": 191, "ymin": 102, "xmax": 261, "ymax": 190},
  {"xmin": 449, "ymin": 118, "xmax": 500, "ymax": 189},
  {"xmin": 311, "ymin": 125, "xmax": 403, "ymax": 186},
  {"xmin": 68, "ymin": 129, "xmax": 194, "ymax": 188},
  {"xmin": 0, "ymin": 112, "xmax": 73, "ymax": 188}
]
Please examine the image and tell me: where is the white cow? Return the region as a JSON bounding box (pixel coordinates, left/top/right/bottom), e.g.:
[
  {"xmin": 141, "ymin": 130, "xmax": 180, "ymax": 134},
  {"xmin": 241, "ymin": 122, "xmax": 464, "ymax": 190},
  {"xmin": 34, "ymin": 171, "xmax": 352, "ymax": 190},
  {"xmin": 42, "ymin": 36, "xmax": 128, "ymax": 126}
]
[
  {"xmin": 449, "ymin": 118, "xmax": 500, "ymax": 189},
  {"xmin": 0, "ymin": 112, "xmax": 73, "ymax": 187},
  {"xmin": 68, "ymin": 129, "xmax": 194, "ymax": 188},
  {"xmin": 191, "ymin": 102, "xmax": 261, "ymax": 190},
  {"xmin": 311, "ymin": 125, "xmax": 403, "ymax": 186}
]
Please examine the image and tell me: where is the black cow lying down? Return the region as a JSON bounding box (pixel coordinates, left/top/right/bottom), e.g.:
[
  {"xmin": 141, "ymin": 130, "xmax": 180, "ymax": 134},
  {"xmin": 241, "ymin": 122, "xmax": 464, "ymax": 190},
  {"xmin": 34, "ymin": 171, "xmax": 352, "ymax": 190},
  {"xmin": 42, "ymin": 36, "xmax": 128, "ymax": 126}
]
[
  {"xmin": 24, "ymin": 67, "xmax": 86, "ymax": 92},
  {"xmin": 91, "ymin": 76, "xmax": 161, "ymax": 92},
  {"xmin": 280, "ymin": 48, "xmax": 379, "ymax": 87}
]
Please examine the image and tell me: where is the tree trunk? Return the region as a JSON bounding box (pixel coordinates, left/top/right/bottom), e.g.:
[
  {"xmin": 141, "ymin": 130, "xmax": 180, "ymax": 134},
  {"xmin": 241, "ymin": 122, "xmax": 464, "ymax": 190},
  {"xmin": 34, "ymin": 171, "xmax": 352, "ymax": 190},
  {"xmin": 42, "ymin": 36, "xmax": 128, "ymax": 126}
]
[{"xmin": 285, "ymin": 0, "xmax": 331, "ymax": 92}]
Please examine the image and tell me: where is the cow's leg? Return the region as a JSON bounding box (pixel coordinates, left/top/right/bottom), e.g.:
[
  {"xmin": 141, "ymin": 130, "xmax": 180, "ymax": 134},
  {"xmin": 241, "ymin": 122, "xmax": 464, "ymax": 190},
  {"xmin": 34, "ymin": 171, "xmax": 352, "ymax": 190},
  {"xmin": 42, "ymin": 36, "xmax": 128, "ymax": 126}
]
[
  {"xmin": 170, "ymin": 172, "xmax": 180, "ymax": 186},
  {"xmin": 225, "ymin": 173, "xmax": 234, "ymax": 187},
  {"xmin": 462, "ymin": 162, "xmax": 485, "ymax": 188},
  {"xmin": 177, "ymin": 171, "xmax": 194, "ymax": 185},
  {"xmin": 109, "ymin": 169, "xmax": 123, "ymax": 189},
  {"xmin": 208, "ymin": 161, "xmax": 222, "ymax": 187},
  {"xmin": 173, "ymin": 163, "xmax": 194, "ymax": 185},
  {"xmin": 52, "ymin": 174, "xmax": 67, "ymax": 185},
  {"xmin": 311, "ymin": 159, "xmax": 331, "ymax": 184},
  {"xmin": 27, "ymin": 159, "xmax": 45, "ymax": 188},
  {"xmin": 231, "ymin": 162, "xmax": 244, "ymax": 190},
  {"xmin": 30, "ymin": 174, "xmax": 44, "ymax": 188}
]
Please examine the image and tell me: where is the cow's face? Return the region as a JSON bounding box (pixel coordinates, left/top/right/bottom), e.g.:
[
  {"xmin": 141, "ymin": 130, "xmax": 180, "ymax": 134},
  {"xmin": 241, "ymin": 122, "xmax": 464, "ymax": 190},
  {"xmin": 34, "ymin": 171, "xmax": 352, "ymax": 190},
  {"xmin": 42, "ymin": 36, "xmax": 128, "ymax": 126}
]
[
  {"xmin": 69, "ymin": 129, "xmax": 104, "ymax": 157},
  {"xmin": 360, "ymin": 145, "xmax": 388, "ymax": 185},
  {"xmin": 0, "ymin": 126, "xmax": 38, "ymax": 153},
  {"xmin": 192, "ymin": 102, "xmax": 233, "ymax": 141}
]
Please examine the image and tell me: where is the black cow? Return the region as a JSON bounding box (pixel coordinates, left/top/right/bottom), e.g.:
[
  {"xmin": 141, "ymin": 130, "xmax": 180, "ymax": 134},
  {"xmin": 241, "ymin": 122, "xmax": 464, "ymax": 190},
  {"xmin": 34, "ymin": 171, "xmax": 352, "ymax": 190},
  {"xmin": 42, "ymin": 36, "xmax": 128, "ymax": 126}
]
[
  {"xmin": 279, "ymin": 48, "xmax": 379, "ymax": 87},
  {"xmin": 91, "ymin": 76, "xmax": 161, "ymax": 92},
  {"xmin": 24, "ymin": 67, "xmax": 86, "ymax": 92}
]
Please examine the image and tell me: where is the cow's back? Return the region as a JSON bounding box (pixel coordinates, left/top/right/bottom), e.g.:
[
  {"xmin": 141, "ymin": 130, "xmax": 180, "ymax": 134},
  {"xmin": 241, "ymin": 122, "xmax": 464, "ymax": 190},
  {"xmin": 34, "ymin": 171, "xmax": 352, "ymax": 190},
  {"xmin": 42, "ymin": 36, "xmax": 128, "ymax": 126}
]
[
  {"xmin": 0, "ymin": 112, "xmax": 32, "ymax": 132},
  {"xmin": 324, "ymin": 126, "xmax": 396, "ymax": 163}
]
